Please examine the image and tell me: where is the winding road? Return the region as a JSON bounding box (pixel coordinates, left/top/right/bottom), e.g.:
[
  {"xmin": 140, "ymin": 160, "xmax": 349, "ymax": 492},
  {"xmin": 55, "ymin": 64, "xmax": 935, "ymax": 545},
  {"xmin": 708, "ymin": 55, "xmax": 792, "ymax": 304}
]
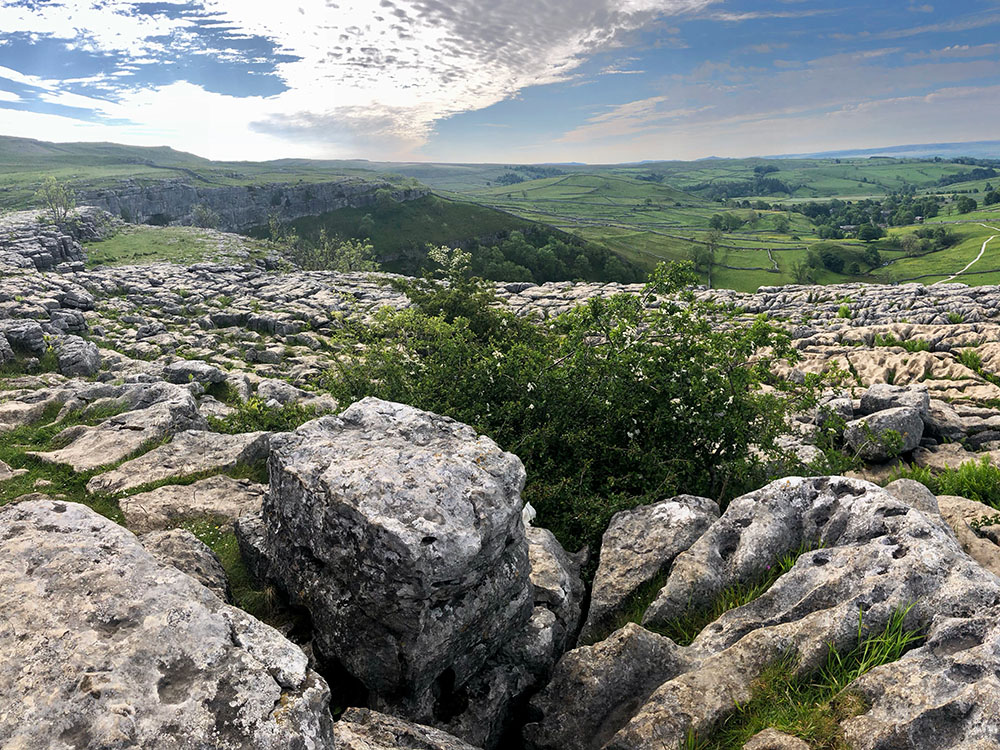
[{"xmin": 934, "ymin": 223, "xmax": 1000, "ymax": 284}]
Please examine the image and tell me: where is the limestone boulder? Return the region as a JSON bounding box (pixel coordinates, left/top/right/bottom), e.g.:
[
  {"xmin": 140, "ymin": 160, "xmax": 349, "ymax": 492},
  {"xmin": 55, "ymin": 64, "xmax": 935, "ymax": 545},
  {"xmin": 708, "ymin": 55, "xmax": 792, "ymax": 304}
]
[
  {"xmin": 883, "ymin": 477, "xmax": 940, "ymax": 515},
  {"xmin": 579, "ymin": 495, "xmax": 718, "ymax": 645},
  {"xmin": 86, "ymin": 429, "xmax": 270, "ymax": 495},
  {"xmin": 526, "ymin": 525, "xmax": 586, "ymax": 651},
  {"xmin": 528, "ymin": 476, "xmax": 1000, "ymax": 750},
  {"xmin": 240, "ymin": 397, "xmax": 533, "ymax": 706},
  {"xmin": 844, "ymin": 406, "xmax": 923, "ymax": 461},
  {"xmin": 859, "ymin": 383, "xmax": 930, "ymax": 418},
  {"xmin": 743, "ymin": 729, "xmax": 810, "ymax": 750},
  {"xmin": 164, "ymin": 358, "xmax": 227, "ymax": 384},
  {"xmin": 140, "ymin": 528, "xmax": 232, "ymax": 601},
  {"xmin": 120, "ymin": 475, "xmax": 266, "ymax": 532},
  {"xmin": 55, "ymin": 334, "xmax": 100, "ymax": 377},
  {"xmin": 937, "ymin": 494, "xmax": 1000, "ymax": 578},
  {"xmin": 523, "ymin": 623, "xmax": 692, "ymax": 750},
  {"xmin": 0, "ymin": 499, "xmax": 335, "ymax": 749}
]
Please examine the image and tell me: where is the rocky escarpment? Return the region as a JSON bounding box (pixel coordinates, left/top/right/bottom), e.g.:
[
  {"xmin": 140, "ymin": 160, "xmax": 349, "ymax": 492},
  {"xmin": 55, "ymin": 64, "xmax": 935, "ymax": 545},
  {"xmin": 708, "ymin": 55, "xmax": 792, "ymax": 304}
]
[
  {"xmin": 82, "ymin": 178, "xmax": 428, "ymax": 231},
  {"xmin": 0, "ymin": 207, "xmax": 116, "ymax": 272}
]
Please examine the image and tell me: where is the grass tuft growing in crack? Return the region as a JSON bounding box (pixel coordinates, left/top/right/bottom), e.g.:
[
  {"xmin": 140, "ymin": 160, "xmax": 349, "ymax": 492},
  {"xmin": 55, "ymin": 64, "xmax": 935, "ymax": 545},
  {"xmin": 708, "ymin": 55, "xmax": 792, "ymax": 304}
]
[
  {"xmin": 684, "ymin": 604, "xmax": 925, "ymax": 750},
  {"xmin": 653, "ymin": 542, "xmax": 819, "ymax": 647}
]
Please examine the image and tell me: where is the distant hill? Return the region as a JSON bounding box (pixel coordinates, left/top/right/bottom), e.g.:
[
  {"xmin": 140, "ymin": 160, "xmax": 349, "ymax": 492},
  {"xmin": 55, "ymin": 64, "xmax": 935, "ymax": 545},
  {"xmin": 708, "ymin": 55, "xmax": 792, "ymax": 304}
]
[{"xmin": 766, "ymin": 140, "xmax": 1000, "ymax": 160}]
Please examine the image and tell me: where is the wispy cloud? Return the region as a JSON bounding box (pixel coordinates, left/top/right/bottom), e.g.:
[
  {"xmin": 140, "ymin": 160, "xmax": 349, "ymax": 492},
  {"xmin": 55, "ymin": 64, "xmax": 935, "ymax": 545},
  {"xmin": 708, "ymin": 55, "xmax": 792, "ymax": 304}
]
[{"xmin": 0, "ymin": 0, "xmax": 718, "ymax": 158}]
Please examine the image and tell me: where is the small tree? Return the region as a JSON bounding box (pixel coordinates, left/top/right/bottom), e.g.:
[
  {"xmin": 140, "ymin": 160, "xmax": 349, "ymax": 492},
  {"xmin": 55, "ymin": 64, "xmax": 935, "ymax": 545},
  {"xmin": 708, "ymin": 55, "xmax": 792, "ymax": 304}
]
[
  {"xmin": 35, "ymin": 177, "xmax": 75, "ymax": 225},
  {"xmin": 956, "ymin": 196, "xmax": 978, "ymax": 214},
  {"xmin": 192, "ymin": 204, "xmax": 220, "ymax": 229},
  {"xmin": 791, "ymin": 259, "xmax": 814, "ymax": 285},
  {"xmin": 857, "ymin": 223, "xmax": 883, "ymax": 242}
]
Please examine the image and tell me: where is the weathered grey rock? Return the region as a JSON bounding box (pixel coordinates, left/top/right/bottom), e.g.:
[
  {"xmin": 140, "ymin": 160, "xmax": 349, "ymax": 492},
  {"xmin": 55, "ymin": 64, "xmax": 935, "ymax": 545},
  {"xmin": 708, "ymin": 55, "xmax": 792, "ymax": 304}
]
[
  {"xmin": 0, "ymin": 319, "xmax": 46, "ymax": 354},
  {"xmin": 0, "ymin": 334, "xmax": 13, "ymax": 366},
  {"xmin": 527, "ymin": 526, "xmax": 586, "ymax": 651},
  {"xmin": 0, "ymin": 499, "xmax": 335, "ymax": 749},
  {"xmin": 120, "ymin": 475, "xmax": 266, "ymax": 532},
  {"xmin": 242, "ymin": 397, "xmax": 533, "ymax": 708},
  {"xmin": 86, "ymin": 429, "xmax": 270, "ymax": 495},
  {"xmin": 257, "ymin": 377, "xmax": 310, "ymax": 404},
  {"xmin": 523, "ymin": 623, "xmax": 692, "ymax": 750},
  {"xmin": 816, "ymin": 396, "xmax": 853, "ymax": 428},
  {"xmin": 924, "ymin": 399, "xmax": 968, "ymax": 443},
  {"xmin": 937, "ymin": 494, "xmax": 1000, "ymax": 578},
  {"xmin": 140, "ymin": 528, "xmax": 232, "ymax": 601},
  {"xmin": 55, "ymin": 334, "xmax": 100, "ymax": 377},
  {"xmin": 743, "ymin": 728, "xmax": 811, "ymax": 750},
  {"xmin": 334, "ymin": 707, "xmax": 480, "ymax": 750},
  {"xmin": 29, "ymin": 392, "xmax": 206, "ymax": 472},
  {"xmin": 860, "ymin": 383, "xmax": 930, "ymax": 418},
  {"xmin": 579, "ymin": 496, "xmax": 719, "ymax": 645},
  {"xmin": 884, "ymin": 477, "xmax": 940, "ymax": 516},
  {"xmin": 913, "ymin": 442, "xmax": 980, "ymax": 471},
  {"xmin": 432, "ymin": 530, "xmax": 586, "ymax": 749},
  {"xmin": 528, "ymin": 476, "xmax": 1000, "ymax": 750},
  {"xmin": 844, "ymin": 406, "xmax": 924, "ymax": 461},
  {"xmin": 164, "ymin": 358, "xmax": 226, "ymax": 384},
  {"xmin": 0, "ymin": 459, "xmax": 26, "ymax": 482}
]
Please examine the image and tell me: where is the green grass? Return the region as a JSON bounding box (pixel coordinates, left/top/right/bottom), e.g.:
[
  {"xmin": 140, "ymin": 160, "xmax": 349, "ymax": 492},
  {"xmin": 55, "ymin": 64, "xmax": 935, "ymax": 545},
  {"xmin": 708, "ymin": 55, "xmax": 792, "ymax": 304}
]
[
  {"xmin": 687, "ymin": 605, "xmax": 925, "ymax": 750},
  {"xmin": 890, "ymin": 457, "xmax": 1000, "ymax": 507},
  {"xmin": 84, "ymin": 225, "xmax": 269, "ymax": 268},
  {"xmin": 180, "ymin": 515, "xmax": 275, "ymax": 620},
  {"xmin": 587, "ymin": 543, "xmax": 818, "ymax": 647}
]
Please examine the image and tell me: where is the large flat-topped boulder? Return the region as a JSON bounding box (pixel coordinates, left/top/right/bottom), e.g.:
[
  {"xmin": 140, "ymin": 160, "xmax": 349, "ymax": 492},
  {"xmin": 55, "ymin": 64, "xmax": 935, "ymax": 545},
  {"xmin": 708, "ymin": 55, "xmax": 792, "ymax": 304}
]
[
  {"xmin": 240, "ymin": 397, "xmax": 533, "ymax": 702},
  {"xmin": 86, "ymin": 429, "xmax": 270, "ymax": 495},
  {"xmin": 0, "ymin": 499, "xmax": 335, "ymax": 750}
]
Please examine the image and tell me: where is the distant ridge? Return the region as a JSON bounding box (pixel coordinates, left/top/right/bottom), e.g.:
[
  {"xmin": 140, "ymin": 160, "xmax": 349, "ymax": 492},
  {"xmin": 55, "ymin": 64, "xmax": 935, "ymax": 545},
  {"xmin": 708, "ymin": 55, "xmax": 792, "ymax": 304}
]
[{"xmin": 765, "ymin": 140, "xmax": 1000, "ymax": 160}]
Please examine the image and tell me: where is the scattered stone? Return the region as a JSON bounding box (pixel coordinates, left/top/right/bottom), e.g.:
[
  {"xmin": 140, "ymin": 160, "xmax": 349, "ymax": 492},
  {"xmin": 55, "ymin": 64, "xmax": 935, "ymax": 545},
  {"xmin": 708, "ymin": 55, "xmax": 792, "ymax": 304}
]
[
  {"xmin": 0, "ymin": 499, "xmax": 336, "ymax": 749},
  {"xmin": 523, "ymin": 623, "xmax": 692, "ymax": 750},
  {"xmin": 140, "ymin": 528, "xmax": 232, "ymax": 601},
  {"xmin": 120, "ymin": 474, "xmax": 266, "ymax": 532},
  {"xmin": 86, "ymin": 429, "xmax": 270, "ymax": 495},
  {"xmin": 54, "ymin": 334, "xmax": 100, "ymax": 377},
  {"xmin": 579, "ymin": 495, "xmax": 719, "ymax": 645},
  {"xmin": 937, "ymin": 494, "xmax": 1000, "ymax": 578},
  {"xmin": 843, "ymin": 406, "xmax": 924, "ymax": 461},
  {"xmin": 164, "ymin": 358, "xmax": 226, "ymax": 384},
  {"xmin": 743, "ymin": 728, "xmax": 811, "ymax": 750},
  {"xmin": 860, "ymin": 383, "xmax": 930, "ymax": 418},
  {"xmin": 28, "ymin": 393, "xmax": 206, "ymax": 472}
]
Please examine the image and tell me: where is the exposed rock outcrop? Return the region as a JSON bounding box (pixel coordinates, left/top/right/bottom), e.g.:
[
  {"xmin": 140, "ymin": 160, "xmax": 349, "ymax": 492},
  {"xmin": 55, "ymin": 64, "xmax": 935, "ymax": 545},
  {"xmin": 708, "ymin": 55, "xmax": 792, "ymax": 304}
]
[
  {"xmin": 239, "ymin": 397, "xmax": 534, "ymax": 710},
  {"xmin": 0, "ymin": 499, "xmax": 336, "ymax": 749},
  {"xmin": 526, "ymin": 476, "xmax": 1000, "ymax": 750},
  {"xmin": 85, "ymin": 178, "xmax": 428, "ymax": 232},
  {"xmin": 579, "ymin": 495, "xmax": 719, "ymax": 645}
]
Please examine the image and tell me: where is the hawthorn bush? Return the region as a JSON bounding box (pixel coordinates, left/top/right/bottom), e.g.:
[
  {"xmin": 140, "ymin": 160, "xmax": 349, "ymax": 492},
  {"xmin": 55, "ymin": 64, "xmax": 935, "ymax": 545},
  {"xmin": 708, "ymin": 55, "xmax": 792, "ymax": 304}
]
[{"xmin": 324, "ymin": 252, "xmax": 807, "ymax": 555}]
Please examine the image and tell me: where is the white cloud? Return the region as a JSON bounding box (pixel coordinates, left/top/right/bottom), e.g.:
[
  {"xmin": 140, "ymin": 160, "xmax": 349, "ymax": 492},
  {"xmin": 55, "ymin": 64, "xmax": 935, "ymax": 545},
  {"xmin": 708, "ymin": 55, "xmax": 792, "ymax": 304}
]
[
  {"xmin": 0, "ymin": 90, "xmax": 20, "ymax": 103},
  {"xmin": 0, "ymin": 0, "xmax": 717, "ymax": 158}
]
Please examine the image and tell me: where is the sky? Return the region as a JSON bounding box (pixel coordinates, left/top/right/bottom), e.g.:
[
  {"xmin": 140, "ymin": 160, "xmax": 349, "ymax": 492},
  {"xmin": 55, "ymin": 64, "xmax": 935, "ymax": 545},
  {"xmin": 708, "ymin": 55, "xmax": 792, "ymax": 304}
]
[{"xmin": 0, "ymin": 1, "xmax": 999, "ymax": 163}]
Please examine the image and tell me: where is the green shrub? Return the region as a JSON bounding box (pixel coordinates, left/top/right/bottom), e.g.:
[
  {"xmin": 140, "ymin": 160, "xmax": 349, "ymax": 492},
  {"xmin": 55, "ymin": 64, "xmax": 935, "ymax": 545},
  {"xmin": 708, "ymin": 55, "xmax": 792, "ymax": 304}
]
[{"xmin": 323, "ymin": 257, "xmax": 811, "ymax": 555}]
